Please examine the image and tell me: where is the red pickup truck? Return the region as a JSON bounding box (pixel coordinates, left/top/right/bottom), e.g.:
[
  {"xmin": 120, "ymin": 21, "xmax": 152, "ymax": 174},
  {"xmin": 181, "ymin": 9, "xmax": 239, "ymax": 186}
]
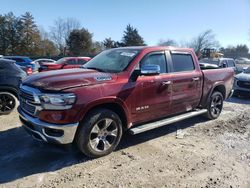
[
  {"xmin": 18, "ymin": 46, "xmax": 234, "ymax": 158},
  {"xmin": 38, "ymin": 57, "xmax": 91, "ymax": 72}
]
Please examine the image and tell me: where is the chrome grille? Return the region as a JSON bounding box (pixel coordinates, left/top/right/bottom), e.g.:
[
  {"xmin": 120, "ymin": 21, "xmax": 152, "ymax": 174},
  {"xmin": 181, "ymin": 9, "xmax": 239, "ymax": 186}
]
[
  {"xmin": 20, "ymin": 89, "xmax": 35, "ymax": 102},
  {"xmin": 20, "ymin": 100, "xmax": 36, "ymax": 114},
  {"xmin": 19, "ymin": 85, "xmax": 41, "ymax": 116}
]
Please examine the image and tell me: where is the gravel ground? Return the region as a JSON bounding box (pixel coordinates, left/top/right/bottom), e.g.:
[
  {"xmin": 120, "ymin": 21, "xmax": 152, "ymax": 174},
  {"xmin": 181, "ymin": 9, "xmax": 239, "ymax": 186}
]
[{"xmin": 0, "ymin": 97, "xmax": 250, "ymax": 188}]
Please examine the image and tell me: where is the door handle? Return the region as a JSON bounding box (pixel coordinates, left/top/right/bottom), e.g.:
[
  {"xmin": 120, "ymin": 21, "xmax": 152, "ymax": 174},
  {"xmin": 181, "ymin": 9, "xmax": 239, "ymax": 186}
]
[
  {"xmin": 192, "ymin": 77, "xmax": 199, "ymax": 81},
  {"xmin": 162, "ymin": 81, "xmax": 171, "ymax": 86}
]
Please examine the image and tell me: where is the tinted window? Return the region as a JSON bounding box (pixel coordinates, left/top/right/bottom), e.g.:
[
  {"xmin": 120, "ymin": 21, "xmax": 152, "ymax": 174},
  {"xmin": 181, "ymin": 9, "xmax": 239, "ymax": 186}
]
[
  {"xmin": 227, "ymin": 60, "xmax": 235, "ymax": 67},
  {"xmin": 140, "ymin": 53, "xmax": 167, "ymax": 73},
  {"xmin": 78, "ymin": 59, "xmax": 87, "ymax": 65},
  {"xmin": 12, "ymin": 58, "xmax": 25, "ymax": 63},
  {"xmin": 67, "ymin": 59, "xmax": 77, "ymax": 65},
  {"xmin": 171, "ymin": 53, "xmax": 194, "ymax": 72},
  {"xmin": 221, "ymin": 60, "xmax": 227, "ymax": 67}
]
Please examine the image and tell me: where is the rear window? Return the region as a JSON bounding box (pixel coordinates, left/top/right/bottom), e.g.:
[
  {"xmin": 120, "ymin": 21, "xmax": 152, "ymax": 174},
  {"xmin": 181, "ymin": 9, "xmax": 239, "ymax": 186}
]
[{"xmin": 171, "ymin": 53, "xmax": 195, "ymax": 72}]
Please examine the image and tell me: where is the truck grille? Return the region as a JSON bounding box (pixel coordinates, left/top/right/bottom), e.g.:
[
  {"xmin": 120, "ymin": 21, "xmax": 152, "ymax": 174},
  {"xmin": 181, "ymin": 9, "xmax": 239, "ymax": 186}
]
[
  {"xmin": 20, "ymin": 89, "xmax": 35, "ymax": 102},
  {"xmin": 237, "ymin": 81, "xmax": 250, "ymax": 89},
  {"xmin": 19, "ymin": 86, "xmax": 40, "ymax": 116}
]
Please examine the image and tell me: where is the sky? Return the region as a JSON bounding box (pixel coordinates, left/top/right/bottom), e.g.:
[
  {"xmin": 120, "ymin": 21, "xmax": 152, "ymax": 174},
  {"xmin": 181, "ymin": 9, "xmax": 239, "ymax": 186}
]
[{"xmin": 1, "ymin": 0, "xmax": 250, "ymax": 48}]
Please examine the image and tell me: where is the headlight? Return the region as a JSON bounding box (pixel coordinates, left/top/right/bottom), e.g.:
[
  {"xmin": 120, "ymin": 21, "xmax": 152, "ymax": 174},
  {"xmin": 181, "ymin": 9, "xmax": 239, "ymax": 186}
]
[{"xmin": 39, "ymin": 93, "xmax": 76, "ymax": 110}]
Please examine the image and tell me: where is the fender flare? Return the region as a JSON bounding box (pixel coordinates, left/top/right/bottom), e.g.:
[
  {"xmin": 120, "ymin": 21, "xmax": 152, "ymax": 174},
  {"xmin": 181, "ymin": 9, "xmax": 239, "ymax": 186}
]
[
  {"xmin": 204, "ymin": 81, "xmax": 226, "ymax": 107},
  {"xmin": 78, "ymin": 97, "xmax": 130, "ymax": 128},
  {"xmin": 0, "ymin": 86, "xmax": 18, "ymax": 97}
]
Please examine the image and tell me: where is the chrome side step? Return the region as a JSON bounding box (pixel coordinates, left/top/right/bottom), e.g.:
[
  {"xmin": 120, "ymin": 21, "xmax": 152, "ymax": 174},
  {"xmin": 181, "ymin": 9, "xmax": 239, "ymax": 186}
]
[{"xmin": 129, "ymin": 109, "xmax": 207, "ymax": 135}]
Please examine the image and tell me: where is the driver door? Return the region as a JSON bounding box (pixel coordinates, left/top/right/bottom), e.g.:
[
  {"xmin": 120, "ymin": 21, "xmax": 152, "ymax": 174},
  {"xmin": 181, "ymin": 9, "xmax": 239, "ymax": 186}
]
[{"xmin": 131, "ymin": 51, "xmax": 172, "ymax": 124}]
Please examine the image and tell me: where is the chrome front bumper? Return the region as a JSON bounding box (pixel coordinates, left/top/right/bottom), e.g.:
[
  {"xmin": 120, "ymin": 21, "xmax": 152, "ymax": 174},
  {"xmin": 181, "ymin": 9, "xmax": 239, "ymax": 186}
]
[{"xmin": 18, "ymin": 107, "xmax": 79, "ymax": 144}]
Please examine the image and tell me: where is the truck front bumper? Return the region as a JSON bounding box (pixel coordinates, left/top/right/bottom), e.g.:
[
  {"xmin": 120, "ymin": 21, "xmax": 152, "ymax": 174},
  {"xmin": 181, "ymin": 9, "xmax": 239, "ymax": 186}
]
[{"xmin": 18, "ymin": 107, "xmax": 79, "ymax": 144}]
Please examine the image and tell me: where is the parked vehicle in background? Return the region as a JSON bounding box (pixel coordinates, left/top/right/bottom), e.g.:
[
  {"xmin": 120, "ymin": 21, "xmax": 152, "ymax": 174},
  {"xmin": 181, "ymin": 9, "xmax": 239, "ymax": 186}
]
[
  {"xmin": 199, "ymin": 58, "xmax": 241, "ymax": 74},
  {"xmin": 18, "ymin": 46, "xmax": 234, "ymax": 158},
  {"xmin": 17, "ymin": 65, "xmax": 33, "ymax": 75},
  {"xmin": 3, "ymin": 56, "xmax": 37, "ymax": 71},
  {"xmin": 32, "ymin": 58, "xmax": 55, "ymax": 65},
  {"xmin": 0, "ymin": 59, "xmax": 27, "ymax": 115},
  {"xmin": 30, "ymin": 58, "xmax": 55, "ymax": 72},
  {"xmin": 233, "ymin": 67, "xmax": 250, "ymax": 97},
  {"xmin": 38, "ymin": 57, "xmax": 91, "ymax": 72},
  {"xmin": 235, "ymin": 57, "xmax": 250, "ymax": 64}
]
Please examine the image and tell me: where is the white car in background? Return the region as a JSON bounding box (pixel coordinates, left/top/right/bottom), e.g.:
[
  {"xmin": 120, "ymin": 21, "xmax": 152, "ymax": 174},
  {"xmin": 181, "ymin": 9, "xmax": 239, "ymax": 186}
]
[
  {"xmin": 30, "ymin": 58, "xmax": 56, "ymax": 72},
  {"xmin": 235, "ymin": 57, "xmax": 250, "ymax": 64}
]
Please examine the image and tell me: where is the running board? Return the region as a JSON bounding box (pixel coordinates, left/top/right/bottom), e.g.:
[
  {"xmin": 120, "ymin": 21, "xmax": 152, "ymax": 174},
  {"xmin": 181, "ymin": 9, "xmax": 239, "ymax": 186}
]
[{"xmin": 129, "ymin": 109, "xmax": 207, "ymax": 135}]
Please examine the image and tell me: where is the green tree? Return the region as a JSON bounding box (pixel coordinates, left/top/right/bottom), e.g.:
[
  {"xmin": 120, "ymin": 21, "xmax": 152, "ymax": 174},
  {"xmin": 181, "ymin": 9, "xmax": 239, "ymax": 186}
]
[
  {"xmin": 20, "ymin": 12, "xmax": 41, "ymax": 55},
  {"xmin": 220, "ymin": 44, "xmax": 249, "ymax": 58},
  {"xmin": 121, "ymin": 24, "xmax": 146, "ymax": 46},
  {"xmin": 0, "ymin": 14, "xmax": 8, "ymax": 54},
  {"xmin": 50, "ymin": 17, "xmax": 81, "ymax": 55},
  {"xmin": 37, "ymin": 39, "xmax": 58, "ymax": 56},
  {"xmin": 103, "ymin": 37, "xmax": 117, "ymax": 49},
  {"xmin": 0, "ymin": 12, "xmax": 23, "ymax": 55},
  {"xmin": 92, "ymin": 41, "xmax": 104, "ymax": 54},
  {"xmin": 66, "ymin": 28, "xmax": 93, "ymax": 56}
]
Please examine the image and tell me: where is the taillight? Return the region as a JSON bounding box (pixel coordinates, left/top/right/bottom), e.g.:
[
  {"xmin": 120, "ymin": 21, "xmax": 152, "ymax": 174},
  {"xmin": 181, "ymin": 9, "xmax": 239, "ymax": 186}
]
[{"xmin": 27, "ymin": 67, "xmax": 33, "ymax": 75}]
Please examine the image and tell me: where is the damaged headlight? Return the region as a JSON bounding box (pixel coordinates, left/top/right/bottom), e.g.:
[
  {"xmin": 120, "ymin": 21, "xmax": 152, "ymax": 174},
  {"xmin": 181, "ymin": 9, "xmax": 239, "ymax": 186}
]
[{"xmin": 39, "ymin": 93, "xmax": 76, "ymax": 110}]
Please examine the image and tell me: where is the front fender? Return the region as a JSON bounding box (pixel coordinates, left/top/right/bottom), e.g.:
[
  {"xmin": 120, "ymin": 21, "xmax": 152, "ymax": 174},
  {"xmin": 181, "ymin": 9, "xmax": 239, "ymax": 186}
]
[{"xmin": 78, "ymin": 97, "xmax": 130, "ymax": 127}]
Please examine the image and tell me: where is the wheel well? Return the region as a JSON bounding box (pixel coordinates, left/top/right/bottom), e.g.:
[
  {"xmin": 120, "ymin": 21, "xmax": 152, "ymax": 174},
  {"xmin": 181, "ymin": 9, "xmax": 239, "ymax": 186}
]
[
  {"xmin": 0, "ymin": 88, "xmax": 18, "ymax": 98},
  {"xmin": 84, "ymin": 103, "xmax": 128, "ymax": 130},
  {"xmin": 213, "ymin": 85, "xmax": 226, "ymax": 99}
]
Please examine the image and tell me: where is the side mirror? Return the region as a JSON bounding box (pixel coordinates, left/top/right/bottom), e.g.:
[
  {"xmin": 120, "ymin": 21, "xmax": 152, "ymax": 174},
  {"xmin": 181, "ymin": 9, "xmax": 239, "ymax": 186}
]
[
  {"xmin": 141, "ymin": 64, "xmax": 160, "ymax": 75},
  {"xmin": 222, "ymin": 62, "xmax": 227, "ymax": 68}
]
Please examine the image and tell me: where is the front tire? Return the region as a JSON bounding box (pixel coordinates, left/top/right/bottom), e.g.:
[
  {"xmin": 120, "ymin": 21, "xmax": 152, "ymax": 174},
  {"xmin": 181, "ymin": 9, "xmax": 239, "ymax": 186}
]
[
  {"xmin": 205, "ymin": 91, "xmax": 223, "ymax": 120},
  {"xmin": 0, "ymin": 92, "xmax": 17, "ymax": 115},
  {"xmin": 76, "ymin": 108, "xmax": 123, "ymax": 158}
]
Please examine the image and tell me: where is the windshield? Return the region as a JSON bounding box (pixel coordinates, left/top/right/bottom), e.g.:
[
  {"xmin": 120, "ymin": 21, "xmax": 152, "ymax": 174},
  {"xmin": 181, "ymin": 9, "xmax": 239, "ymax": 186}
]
[
  {"xmin": 83, "ymin": 49, "xmax": 140, "ymax": 73},
  {"xmin": 55, "ymin": 58, "xmax": 66, "ymax": 64},
  {"xmin": 244, "ymin": 67, "xmax": 250, "ymax": 74}
]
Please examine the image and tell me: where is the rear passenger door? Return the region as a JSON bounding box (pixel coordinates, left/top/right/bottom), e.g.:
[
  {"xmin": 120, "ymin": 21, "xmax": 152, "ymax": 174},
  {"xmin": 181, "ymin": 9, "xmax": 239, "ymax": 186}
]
[{"xmin": 169, "ymin": 51, "xmax": 203, "ymax": 115}]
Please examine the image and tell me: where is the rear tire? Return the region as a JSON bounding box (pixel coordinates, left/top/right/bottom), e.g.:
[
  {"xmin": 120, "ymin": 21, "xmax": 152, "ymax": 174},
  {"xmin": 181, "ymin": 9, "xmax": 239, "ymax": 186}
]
[
  {"xmin": 0, "ymin": 92, "xmax": 18, "ymax": 115},
  {"xmin": 205, "ymin": 91, "xmax": 223, "ymax": 120},
  {"xmin": 76, "ymin": 108, "xmax": 123, "ymax": 158}
]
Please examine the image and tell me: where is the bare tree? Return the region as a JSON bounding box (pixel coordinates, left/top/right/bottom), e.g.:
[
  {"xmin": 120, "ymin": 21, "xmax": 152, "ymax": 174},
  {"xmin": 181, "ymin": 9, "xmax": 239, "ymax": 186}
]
[
  {"xmin": 50, "ymin": 17, "xmax": 81, "ymax": 54},
  {"xmin": 188, "ymin": 29, "xmax": 220, "ymax": 54},
  {"xmin": 158, "ymin": 39, "xmax": 178, "ymax": 46}
]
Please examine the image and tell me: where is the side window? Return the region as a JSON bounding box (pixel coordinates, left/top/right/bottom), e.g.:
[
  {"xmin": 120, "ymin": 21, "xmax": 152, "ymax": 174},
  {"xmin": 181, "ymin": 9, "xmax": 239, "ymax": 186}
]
[
  {"xmin": 140, "ymin": 53, "xmax": 167, "ymax": 73},
  {"xmin": 221, "ymin": 60, "xmax": 227, "ymax": 67},
  {"xmin": 171, "ymin": 53, "xmax": 195, "ymax": 72},
  {"xmin": 227, "ymin": 60, "xmax": 235, "ymax": 67},
  {"xmin": 67, "ymin": 59, "xmax": 77, "ymax": 65},
  {"xmin": 78, "ymin": 59, "xmax": 87, "ymax": 65},
  {"xmin": 13, "ymin": 58, "xmax": 25, "ymax": 63}
]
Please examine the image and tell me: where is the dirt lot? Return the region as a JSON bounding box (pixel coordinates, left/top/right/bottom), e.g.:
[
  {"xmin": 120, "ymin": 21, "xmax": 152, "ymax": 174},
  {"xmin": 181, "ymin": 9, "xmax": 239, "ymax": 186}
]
[{"xmin": 0, "ymin": 97, "xmax": 250, "ymax": 188}]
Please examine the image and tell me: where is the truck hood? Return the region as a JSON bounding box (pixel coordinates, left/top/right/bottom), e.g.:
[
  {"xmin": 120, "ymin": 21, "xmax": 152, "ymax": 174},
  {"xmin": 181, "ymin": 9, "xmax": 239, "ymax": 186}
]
[
  {"xmin": 235, "ymin": 72, "xmax": 250, "ymax": 82},
  {"xmin": 23, "ymin": 68, "xmax": 117, "ymax": 91}
]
